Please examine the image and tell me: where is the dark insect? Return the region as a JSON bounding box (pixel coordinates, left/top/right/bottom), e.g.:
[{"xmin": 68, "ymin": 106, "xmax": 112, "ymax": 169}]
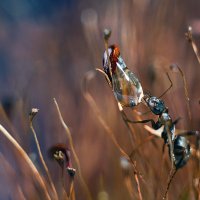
[
  {"xmin": 124, "ymin": 94, "xmax": 195, "ymax": 169},
  {"xmin": 143, "ymin": 94, "xmax": 192, "ymax": 169},
  {"xmin": 100, "ymin": 32, "xmax": 199, "ymax": 198},
  {"xmin": 102, "ymin": 43, "xmax": 198, "ymax": 170}
]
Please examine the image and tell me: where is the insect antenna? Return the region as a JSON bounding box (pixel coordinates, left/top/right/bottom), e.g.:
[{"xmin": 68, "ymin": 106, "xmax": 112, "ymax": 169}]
[
  {"xmin": 158, "ymin": 73, "xmax": 173, "ymax": 99},
  {"xmin": 166, "ymin": 125, "xmax": 175, "ymax": 169}
]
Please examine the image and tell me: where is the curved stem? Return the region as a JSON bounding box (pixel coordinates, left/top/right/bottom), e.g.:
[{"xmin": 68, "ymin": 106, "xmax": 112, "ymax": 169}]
[
  {"xmin": 82, "ymin": 70, "xmax": 143, "ymax": 200},
  {"xmin": 54, "ymin": 99, "xmax": 92, "ymax": 200},
  {"xmin": 162, "ymin": 168, "xmax": 177, "ymax": 200},
  {"xmin": 0, "ymin": 124, "xmax": 51, "ymax": 200},
  {"xmin": 30, "ymin": 121, "xmax": 58, "ymax": 200}
]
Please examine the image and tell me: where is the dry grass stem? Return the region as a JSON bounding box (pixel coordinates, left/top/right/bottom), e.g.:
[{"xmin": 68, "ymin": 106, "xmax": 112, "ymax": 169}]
[
  {"xmin": 0, "ymin": 153, "xmax": 26, "ymax": 200},
  {"xmin": 16, "ymin": 185, "xmax": 26, "ymax": 200},
  {"xmin": 0, "ymin": 104, "xmax": 19, "ymax": 137},
  {"xmin": 0, "ymin": 124, "xmax": 51, "ymax": 200},
  {"xmin": 82, "ymin": 70, "xmax": 143, "ymax": 200},
  {"xmin": 69, "ymin": 181, "xmax": 76, "ymax": 200},
  {"xmin": 162, "ymin": 169, "xmax": 177, "ymax": 200},
  {"xmin": 96, "ymin": 68, "xmax": 141, "ymax": 146},
  {"xmin": 29, "ymin": 108, "xmax": 58, "ymax": 200},
  {"xmin": 82, "ymin": 70, "xmax": 129, "ymax": 158},
  {"xmin": 53, "ymin": 98, "xmax": 92, "ymax": 200},
  {"xmin": 117, "ymin": 102, "xmax": 138, "ymax": 147},
  {"xmin": 96, "ymin": 68, "xmax": 136, "ymax": 145},
  {"xmin": 129, "ymin": 135, "xmax": 155, "ymax": 158},
  {"xmin": 96, "ymin": 68, "xmax": 112, "ymax": 87},
  {"xmin": 124, "ymin": 176, "xmax": 136, "ymax": 199},
  {"xmin": 177, "ymin": 66, "xmax": 191, "ymax": 121},
  {"xmin": 185, "ymin": 26, "xmax": 200, "ymax": 65}
]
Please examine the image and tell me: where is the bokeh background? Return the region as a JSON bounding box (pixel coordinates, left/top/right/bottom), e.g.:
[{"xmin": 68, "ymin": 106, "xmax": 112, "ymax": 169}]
[{"xmin": 0, "ymin": 0, "xmax": 200, "ymax": 199}]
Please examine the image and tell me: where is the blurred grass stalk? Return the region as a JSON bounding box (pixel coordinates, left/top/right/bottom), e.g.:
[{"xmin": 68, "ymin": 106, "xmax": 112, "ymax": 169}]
[
  {"xmin": 0, "ymin": 153, "xmax": 26, "ymax": 200},
  {"xmin": 0, "ymin": 124, "xmax": 51, "ymax": 200},
  {"xmin": 29, "ymin": 108, "xmax": 59, "ymax": 200},
  {"xmin": 54, "ymin": 98, "xmax": 92, "ymax": 200},
  {"xmin": 82, "ymin": 70, "xmax": 143, "ymax": 200}
]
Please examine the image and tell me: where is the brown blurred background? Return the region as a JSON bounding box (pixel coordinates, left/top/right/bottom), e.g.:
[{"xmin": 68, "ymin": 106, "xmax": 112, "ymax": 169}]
[{"xmin": 0, "ymin": 0, "xmax": 200, "ymax": 199}]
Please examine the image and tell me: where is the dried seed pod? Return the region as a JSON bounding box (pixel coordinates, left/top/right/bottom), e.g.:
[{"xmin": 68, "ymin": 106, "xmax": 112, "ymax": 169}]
[
  {"xmin": 48, "ymin": 144, "xmax": 76, "ymax": 177},
  {"xmin": 103, "ymin": 28, "xmax": 111, "ymax": 40},
  {"xmin": 48, "ymin": 144, "xmax": 68, "ymax": 166},
  {"xmin": 67, "ymin": 167, "xmax": 76, "ymax": 178},
  {"xmin": 29, "ymin": 108, "xmax": 39, "ymax": 122}
]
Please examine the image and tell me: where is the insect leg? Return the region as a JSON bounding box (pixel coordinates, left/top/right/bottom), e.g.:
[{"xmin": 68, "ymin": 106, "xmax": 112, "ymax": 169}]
[
  {"xmin": 126, "ymin": 117, "xmax": 156, "ymax": 128},
  {"xmin": 165, "ymin": 125, "xmax": 175, "ymax": 169},
  {"xmin": 176, "ymin": 130, "xmax": 199, "ymax": 137}
]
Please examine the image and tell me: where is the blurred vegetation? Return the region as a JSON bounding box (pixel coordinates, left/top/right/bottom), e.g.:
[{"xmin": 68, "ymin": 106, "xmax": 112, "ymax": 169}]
[{"xmin": 0, "ymin": 0, "xmax": 200, "ymax": 199}]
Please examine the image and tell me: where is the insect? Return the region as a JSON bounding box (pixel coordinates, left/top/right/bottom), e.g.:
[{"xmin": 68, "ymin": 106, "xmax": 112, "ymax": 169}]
[
  {"xmin": 103, "ymin": 44, "xmax": 144, "ymax": 108},
  {"xmin": 130, "ymin": 94, "xmax": 194, "ymax": 169},
  {"xmin": 100, "ymin": 31, "xmax": 199, "ymax": 197},
  {"xmin": 102, "ymin": 43, "xmax": 197, "ymax": 170}
]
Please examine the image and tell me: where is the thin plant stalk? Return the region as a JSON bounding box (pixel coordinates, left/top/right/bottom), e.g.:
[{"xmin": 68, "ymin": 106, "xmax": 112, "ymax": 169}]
[
  {"xmin": 95, "ymin": 68, "xmax": 136, "ymax": 146},
  {"xmin": 61, "ymin": 163, "xmax": 69, "ymax": 200},
  {"xmin": 61, "ymin": 164, "xmax": 65, "ymax": 190},
  {"xmin": 117, "ymin": 102, "xmax": 140, "ymax": 147},
  {"xmin": 162, "ymin": 168, "xmax": 177, "ymax": 200},
  {"xmin": 69, "ymin": 180, "xmax": 75, "ymax": 200},
  {"xmin": 29, "ymin": 110, "xmax": 58, "ymax": 200},
  {"xmin": 0, "ymin": 105, "xmax": 19, "ymax": 139},
  {"xmin": 96, "ymin": 68, "xmax": 145, "ymax": 149},
  {"xmin": 82, "ymin": 70, "xmax": 143, "ymax": 200},
  {"xmin": 96, "ymin": 68, "xmax": 112, "ymax": 87},
  {"xmin": 129, "ymin": 135, "xmax": 155, "ymax": 158},
  {"xmin": 185, "ymin": 26, "xmax": 200, "ymax": 65},
  {"xmin": 0, "ymin": 124, "xmax": 51, "ymax": 200},
  {"xmin": 16, "ymin": 185, "xmax": 26, "ymax": 200},
  {"xmin": 83, "ymin": 71, "xmax": 130, "ymax": 158},
  {"xmin": 177, "ymin": 66, "xmax": 191, "ymax": 121},
  {"xmin": 0, "ymin": 153, "xmax": 26, "ymax": 200},
  {"xmin": 124, "ymin": 176, "xmax": 137, "ymax": 199},
  {"xmin": 170, "ymin": 65, "xmax": 191, "ymax": 121},
  {"xmin": 53, "ymin": 98, "xmax": 92, "ymax": 200}
]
